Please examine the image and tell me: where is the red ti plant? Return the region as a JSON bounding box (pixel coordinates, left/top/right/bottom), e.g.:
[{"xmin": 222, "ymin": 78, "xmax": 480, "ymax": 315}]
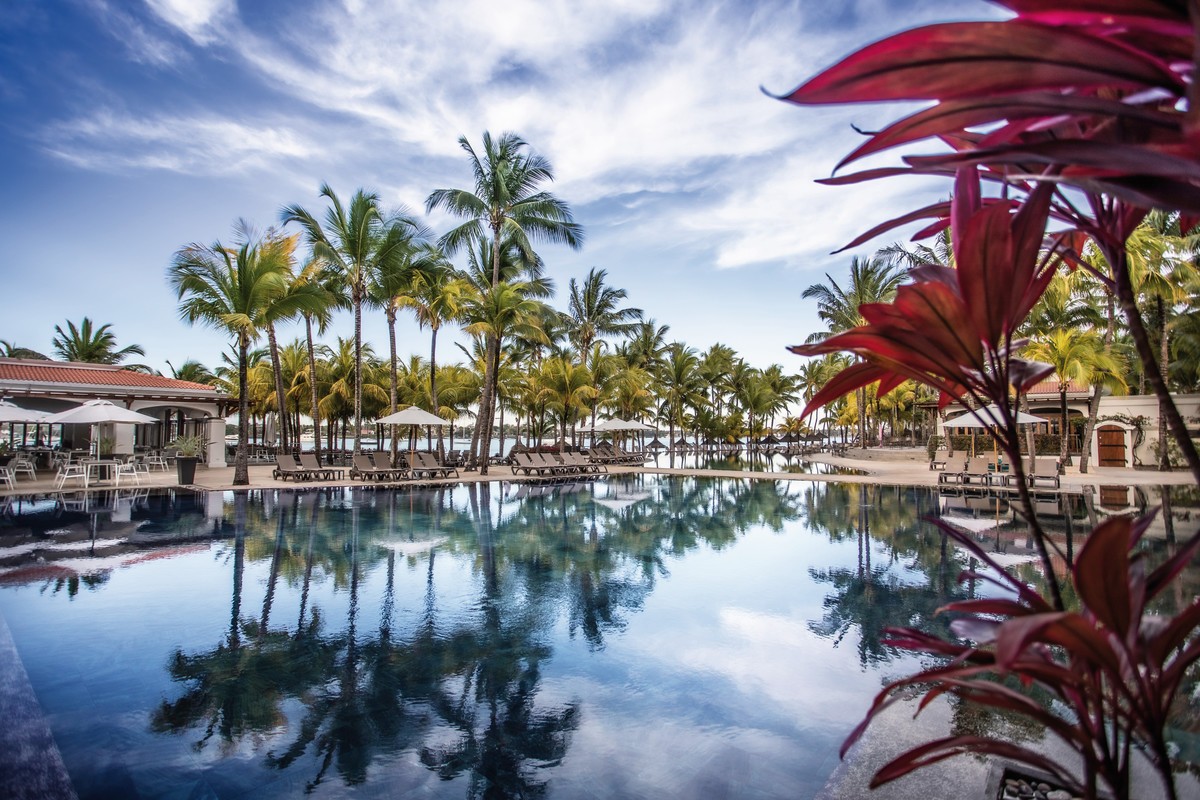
[
  {"xmin": 777, "ymin": 0, "xmax": 1200, "ymax": 484},
  {"xmin": 790, "ymin": 174, "xmax": 1069, "ymax": 607},
  {"xmin": 846, "ymin": 514, "xmax": 1200, "ymax": 800}
]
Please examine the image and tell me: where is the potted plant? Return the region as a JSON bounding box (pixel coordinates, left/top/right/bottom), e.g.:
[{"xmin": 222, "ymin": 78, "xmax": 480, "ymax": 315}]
[{"xmin": 168, "ymin": 435, "xmax": 205, "ymax": 484}]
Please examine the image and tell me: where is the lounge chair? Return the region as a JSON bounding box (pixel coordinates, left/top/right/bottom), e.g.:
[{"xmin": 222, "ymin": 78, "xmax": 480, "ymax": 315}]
[
  {"xmin": 350, "ymin": 453, "xmax": 407, "ymax": 482},
  {"xmin": 272, "ymin": 457, "xmax": 312, "ymax": 482},
  {"xmin": 298, "ymin": 452, "xmax": 344, "ymax": 481},
  {"xmin": 1027, "ymin": 457, "xmax": 1061, "ymax": 489},
  {"xmin": 561, "ymin": 451, "xmax": 602, "ymax": 475},
  {"xmin": 937, "ymin": 459, "xmax": 966, "ymax": 485},
  {"xmin": 512, "ymin": 452, "xmax": 546, "ymax": 477},
  {"xmin": 411, "ymin": 451, "xmax": 458, "ymax": 479},
  {"xmin": 960, "ymin": 457, "xmax": 994, "ymax": 487}
]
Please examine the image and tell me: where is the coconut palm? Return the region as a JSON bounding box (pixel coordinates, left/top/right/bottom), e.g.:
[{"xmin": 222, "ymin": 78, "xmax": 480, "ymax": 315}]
[
  {"xmin": 292, "ymin": 256, "xmax": 341, "ymax": 463},
  {"xmin": 618, "ymin": 319, "xmax": 670, "ymax": 371},
  {"xmin": 393, "ymin": 245, "xmax": 467, "ymax": 457},
  {"xmin": 655, "ymin": 343, "xmax": 705, "ymax": 458},
  {"xmin": 536, "ymin": 357, "xmax": 597, "ymax": 451},
  {"xmin": 282, "ymin": 184, "xmax": 424, "ymax": 453},
  {"xmin": 169, "ymin": 223, "xmax": 303, "ymax": 484},
  {"xmin": 428, "ymin": 131, "xmax": 582, "ymax": 470},
  {"xmin": 51, "ymin": 317, "xmax": 146, "ymax": 365},
  {"xmin": 802, "ymin": 254, "xmax": 907, "ymax": 444},
  {"xmin": 0, "ymin": 340, "xmax": 49, "ymax": 360},
  {"xmin": 165, "ymin": 359, "xmax": 216, "ymax": 385},
  {"xmin": 565, "ymin": 267, "xmax": 642, "ymax": 366},
  {"xmin": 1024, "ymin": 328, "xmax": 1125, "ymax": 466}
]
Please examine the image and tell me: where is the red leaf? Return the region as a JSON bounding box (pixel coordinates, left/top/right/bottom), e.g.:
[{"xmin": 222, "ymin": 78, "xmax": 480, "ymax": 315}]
[
  {"xmin": 825, "ymin": 201, "xmax": 951, "ymax": 253},
  {"xmin": 777, "ymin": 22, "xmax": 1180, "ymax": 106},
  {"xmin": 869, "ymin": 736, "xmax": 1083, "ymax": 792},
  {"xmin": 1073, "ymin": 516, "xmax": 1135, "ymax": 636},
  {"xmin": 995, "ymin": 612, "xmax": 1072, "ymax": 670},
  {"xmin": 835, "ymin": 92, "xmax": 1179, "ymax": 172}
]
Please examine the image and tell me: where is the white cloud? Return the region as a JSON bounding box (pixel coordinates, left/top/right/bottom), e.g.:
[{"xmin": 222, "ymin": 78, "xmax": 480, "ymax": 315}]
[
  {"xmin": 143, "ymin": 0, "xmax": 235, "ymax": 45},
  {"xmin": 45, "ymin": 110, "xmax": 318, "ymax": 175}
]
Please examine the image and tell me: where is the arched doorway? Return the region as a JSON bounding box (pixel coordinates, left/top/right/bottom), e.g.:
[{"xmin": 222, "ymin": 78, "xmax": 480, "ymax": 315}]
[{"xmin": 1097, "ymin": 425, "xmax": 1127, "ymax": 467}]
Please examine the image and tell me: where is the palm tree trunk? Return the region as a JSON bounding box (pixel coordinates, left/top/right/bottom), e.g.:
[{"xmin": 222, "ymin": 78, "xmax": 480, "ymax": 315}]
[
  {"xmin": 387, "ymin": 307, "xmax": 399, "ymax": 466},
  {"xmin": 1158, "ymin": 297, "xmax": 1170, "ymax": 470},
  {"xmin": 1059, "ymin": 385, "xmax": 1070, "ymax": 465},
  {"xmin": 1108, "ymin": 246, "xmax": 1200, "ymax": 482},
  {"xmin": 353, "ymin": 289, "xmax": 363, "ymax": 454},
  {"xmin": 304, "ymin": 316, "xmax": 321, "ymax": 463},
  {"xmin": 1078, "ymin": 385, "xmax": 1103, "ymax": 474},
  {"xmin": 430, "ymin": 325, "xmax": 444, "ymax": 458},
  {"xmin": 475, "ymin": 334, "xmax": 497, "ymax": 474},
  {"xmin": 267, "ymin": 324, "xmax": 289, "ymax": 454},
  {"xmin": 235, "ymin": 337, "xmax": 250, "ymax": 485}
]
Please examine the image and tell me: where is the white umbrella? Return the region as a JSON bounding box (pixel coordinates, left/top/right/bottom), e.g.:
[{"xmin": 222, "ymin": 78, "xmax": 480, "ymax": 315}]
[
  {"xmin": 374, "ymin": 407, "xmax": 449, "ymax": 468},
  {"xmin": 943, "ymin": 404, "xmax": 1046, "ymax": 459},
  {"xmin": 45, "ymin": 399, "xmax": 159, "ymax": 425},
  {"xmin": 942, "ymin": 404, "xmax": 1046, "ymax": 428},
  {"xmin": 593, "ymin": 417, "xmax": 655, "ymax": 432},
  {"xmin": 0, "ymin": 400, "xmax": 49, "ymax": 423},
  {"xmin": 375, "ymin": 407, "xmax": 449, "ymax": 426}
]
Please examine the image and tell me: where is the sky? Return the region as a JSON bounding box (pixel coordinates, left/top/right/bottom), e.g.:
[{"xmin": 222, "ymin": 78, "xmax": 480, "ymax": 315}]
[{"xmin": 0, "ymin": 0, "xmax": 1004, "ymax": 377}]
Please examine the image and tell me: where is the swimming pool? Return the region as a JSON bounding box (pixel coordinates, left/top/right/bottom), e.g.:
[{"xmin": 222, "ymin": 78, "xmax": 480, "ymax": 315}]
[{"xmin": 0, "ymin": 478, "xmax": 1195, "ymax": 799}]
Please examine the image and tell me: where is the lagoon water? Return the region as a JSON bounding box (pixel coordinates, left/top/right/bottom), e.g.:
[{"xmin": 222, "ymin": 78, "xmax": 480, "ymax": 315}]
[{"xmin": 0, "ymin": 476, "xmax": 1195, "ymax": 799}]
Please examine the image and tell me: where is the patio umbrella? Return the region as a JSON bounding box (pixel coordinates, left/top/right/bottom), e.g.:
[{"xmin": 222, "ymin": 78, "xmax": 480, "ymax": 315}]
[
  {"xmin": 0, "ymin": 400, "xmax": 48, "ymax": 423},
  {"xmin": 374, "ymin": 407, "xmax": 449, "ymax": 467},
  {"xmin": 45, "ymin": 399, "xmax": 159, "ymax": 425},
  {"xmin": 761, "ymin": 433, "xmax": 781, "ymax": 445},
  {"xmin": 646, "ymin": 438, "xmax": 666, "ymax": 450},
  {"xmin": 942, "ymin": 404, "xmax": 1047, "ymax": 457}
]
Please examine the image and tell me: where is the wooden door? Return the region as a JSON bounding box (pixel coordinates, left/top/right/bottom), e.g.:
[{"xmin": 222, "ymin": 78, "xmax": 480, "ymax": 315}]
[{"xmin": 1097, "ymin": 425, "xmax": 1126, "ymax": 467}]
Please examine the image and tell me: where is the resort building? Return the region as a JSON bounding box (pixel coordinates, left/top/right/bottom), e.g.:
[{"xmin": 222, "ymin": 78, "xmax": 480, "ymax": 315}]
[
  {"xmin": 938, "ymin": 380, "xmax": 1200, "ymax": 470},
  {"xmin": 0, "ymin": 357, "xmax": 229, "ymax": 468}
]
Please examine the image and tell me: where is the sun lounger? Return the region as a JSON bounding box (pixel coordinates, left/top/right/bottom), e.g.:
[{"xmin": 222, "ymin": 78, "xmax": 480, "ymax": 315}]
[
  {"xmin": 512, "ymin": 452, "xmax": 549, "ymax": 477},
  {"xmin": 272, "ymin": 457, "xmax": 312, "ymax": 482},
  {"xmin": 561, "ymin": 451, "xmax": 603, "ymax": 475},
  {"xmin": 298, "ymin": 452, "xmax": 344, "ymax": 481},
  {"xmin": 960, "ymin": 457, "xmax": 994, "ymax": 487},
  {"xmin": 411, "ymin": 451, "xmax": 458, "ymax": 479},
  {"xmin": 350, "ymin": 453, "xmax": 407, "ymax": 482},
  {"xmin": 1027, "ymin": 457, "xmax": 1061, "ymax": 489}
]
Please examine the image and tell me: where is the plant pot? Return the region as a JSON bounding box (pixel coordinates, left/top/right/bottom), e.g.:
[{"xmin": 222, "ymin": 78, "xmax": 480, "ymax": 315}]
[{"xmin": 176, "ymin": 457, "xmax": 200, "ymax": 485}]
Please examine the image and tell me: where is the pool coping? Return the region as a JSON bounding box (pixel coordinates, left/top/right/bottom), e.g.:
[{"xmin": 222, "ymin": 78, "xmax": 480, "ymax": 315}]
[{"xmin": 0, "ymin": 609, "xmax": 79, "ymax": 800}]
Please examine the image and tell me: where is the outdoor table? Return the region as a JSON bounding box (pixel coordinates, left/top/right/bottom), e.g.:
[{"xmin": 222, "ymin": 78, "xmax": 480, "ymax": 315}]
[{"xmin": 83, "ymin": 459, "xmax": 120, "ymax": 488}]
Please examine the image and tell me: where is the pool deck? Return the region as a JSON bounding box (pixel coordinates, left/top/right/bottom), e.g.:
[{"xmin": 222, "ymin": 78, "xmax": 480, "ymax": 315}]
[
  {"xmin": 2, "ymin": 447, "xmax": 1192, "ymax": 498},
  {"xmin": 1, "ymin": 449, "xmax": 1195, "ymax": 800}
]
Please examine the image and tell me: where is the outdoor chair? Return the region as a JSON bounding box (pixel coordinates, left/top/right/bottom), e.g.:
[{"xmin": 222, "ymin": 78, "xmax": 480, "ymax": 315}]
[
  {"xmin": 10, "ymin": 456, "xmax": 36, "ymax": 480},
  {"xmin": 1027, "ymin": 457, "xmax": 1061, "ymax": 490},
  {"xmin": 114, "ymin": 460, "xmax": 142, "ymax": 487},
  {"xmin": 351, "ymin": 453, "xmax": 407, "ymax": 482},
  {"xmin": 272, "ymin": 457, "xmax": 312, "ymax": 482},
  {"xmin": 298, "ymin": 452, "xmax": 344, "ymax": 481},
  {"xmin": 144, "ymin": 451, "xmax": 169, "ymax": 471},
  {"xmin": 511, "ymin": 452, "xmax": 542, "ymax": 477},
  {"xmin": 960, "ymin": 457, "xmax": 994, "ymax": 487},
  {"xmin": 54, "ymin": 462, "xmax": 88, "ymax": 489},
  {"xmin": 561, "ymin": 451, "xmax": 602, "ymax": 475},
  {"xmin": 937, "ymin": 459, "xmax": 967, "ymax": 485},
  {"xmin": 411, "ymin": 451, "xmax": 459, "ymax": 479},
  {"xmin": 1, "ymin": 465, "xmax": 15, "ymax": 490}
]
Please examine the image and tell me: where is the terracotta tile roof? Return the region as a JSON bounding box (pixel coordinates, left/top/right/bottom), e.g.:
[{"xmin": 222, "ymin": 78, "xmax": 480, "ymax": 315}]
[
  {"xmin": 0, "ymin": 358, "xmax": 222, "ymax": 393},
  {"xmin": 1025, "ymin": 378, "xmax": 1088, "ymax": 396}
]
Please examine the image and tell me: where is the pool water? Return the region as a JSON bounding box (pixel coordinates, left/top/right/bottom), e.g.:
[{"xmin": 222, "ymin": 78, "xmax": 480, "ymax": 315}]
[{"xmin": 0, "ymin": 478, "xmax": 1195, "ymax": 799}]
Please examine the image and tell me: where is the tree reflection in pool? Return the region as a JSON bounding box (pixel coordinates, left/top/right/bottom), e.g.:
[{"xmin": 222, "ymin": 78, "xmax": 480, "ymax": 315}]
[{"xmin": 0, "ymin": 477, "xmax": 1194, "ymax": 799}]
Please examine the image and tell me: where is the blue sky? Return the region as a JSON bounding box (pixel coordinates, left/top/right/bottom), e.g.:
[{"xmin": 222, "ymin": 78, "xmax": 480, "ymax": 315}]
[{"xmin": 0, "ymin": 0, "xmax": 1000, "ymax": 376}]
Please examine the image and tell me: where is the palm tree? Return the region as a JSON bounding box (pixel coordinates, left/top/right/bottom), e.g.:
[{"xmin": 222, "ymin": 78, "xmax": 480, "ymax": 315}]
[
  {"xmin": 536, "ymin": 357, "xmax": 597, "ymax": 451},
  {"xmin": 0, "ymin": 340, "xmax": 49, "ymax": 360},
  {"xmin": 1024, "ymin": 328, "xmax": 1124, "ymax": 466},
  {"xmin": 293, "ymin": 256, "xmax": 341, "ymax": 463},
  {"xmin": 802, "ymin": 254, "xmax": 907, "ymax": 444},
  {"xmin": 165, "ymin": 359, "xmax": 216, "ymax": 385},
  {"xmin": 393, "ymin": 245, "xmax": 467, "ymax": 458},
  {"xmin": 427, "ymin": 131, "xmax": 583, "ymax": 471},
  {"xmin": 282, "ymin": 184, "xmax": 424, "ymax": 453},
  {"xmin": 51, "ymin": 317, "xmax": 146, "ymax": 365},
  {"xmin": 565, "ymin": 267, "xmax": 642, "ymax": 366},
  {"xmin": 618, "ymin": 319, "xmax": 670, "ymax": 371},
  {"xmin": 169, "ymin": 223, "xmax": 302, "ymax": 484},
  {"xmin": 460, "ymin": 280, "xmax": 546, "ymax": 467},
  {"xmin": 655, "ymin": 343, "xmax": 705, "ymax": 459}
]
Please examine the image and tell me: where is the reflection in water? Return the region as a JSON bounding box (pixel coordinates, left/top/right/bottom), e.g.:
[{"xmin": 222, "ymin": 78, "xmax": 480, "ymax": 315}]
[{"xmin": 0, "ymin": 477, "xmax": 1196, "ymax": 798}]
